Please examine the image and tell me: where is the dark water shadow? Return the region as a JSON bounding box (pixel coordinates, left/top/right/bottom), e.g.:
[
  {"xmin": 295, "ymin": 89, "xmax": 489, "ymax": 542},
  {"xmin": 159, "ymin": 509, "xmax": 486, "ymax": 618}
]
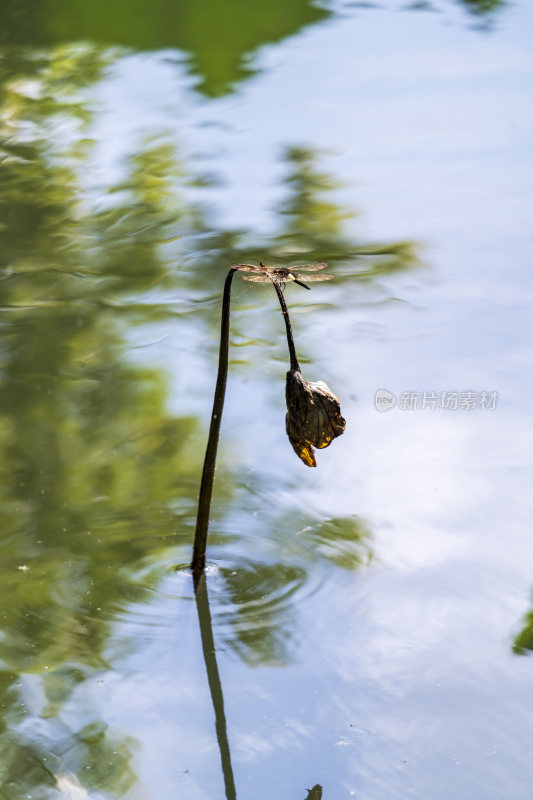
[{"xmin": 194, "ymin": 572, "xmax": 237, "ymax": 799}]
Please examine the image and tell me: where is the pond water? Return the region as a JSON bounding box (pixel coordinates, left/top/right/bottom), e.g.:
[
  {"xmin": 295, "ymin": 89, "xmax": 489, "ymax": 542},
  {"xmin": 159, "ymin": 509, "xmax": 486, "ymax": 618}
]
[{"xmin": 1, "ymin": 1, "xmax": 532, "ymax": 798}]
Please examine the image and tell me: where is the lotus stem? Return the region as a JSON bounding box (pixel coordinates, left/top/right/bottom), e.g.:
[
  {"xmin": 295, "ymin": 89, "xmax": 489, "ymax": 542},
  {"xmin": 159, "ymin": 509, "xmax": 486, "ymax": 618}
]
[
  {"xmin": 271, "ymin": 280, "xmax": 300, "ymax": 372},
  {"xmin": 190, "ymin": 267, "xmax": 237, "ymax": 579}
]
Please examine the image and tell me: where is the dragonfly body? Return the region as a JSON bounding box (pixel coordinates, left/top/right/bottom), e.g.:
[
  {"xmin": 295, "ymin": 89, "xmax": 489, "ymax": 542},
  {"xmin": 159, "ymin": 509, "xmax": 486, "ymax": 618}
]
[{"xmin": 234, "ymin": 261, "xmax": 334, "ymax": 290}]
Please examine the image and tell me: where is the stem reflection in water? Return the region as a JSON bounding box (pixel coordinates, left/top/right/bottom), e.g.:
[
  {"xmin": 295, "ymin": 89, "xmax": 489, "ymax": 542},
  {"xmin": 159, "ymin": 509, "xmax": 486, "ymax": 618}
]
[
  {"xmin": 193, "ymin": 571, "xmax": 325, "ymax": 799},
  {"xmin": 194, "ymin": 572, "xmax": 237, "ymax": 800}
]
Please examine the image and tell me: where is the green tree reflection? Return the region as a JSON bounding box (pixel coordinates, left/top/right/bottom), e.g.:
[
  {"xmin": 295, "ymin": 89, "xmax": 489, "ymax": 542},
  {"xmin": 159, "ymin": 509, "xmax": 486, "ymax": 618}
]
[
  {"xmin": 4, "ymin": 0, "xmax": 330, "ymax": 97},
  {"xmin": 513, "ymin": 598, "xmax": 533, "ymax": 655},
  {"xmin": 405, "ymin": 0, "xmax": 505, "ymax": 20},
  {"xmin": 3, "ymin": 0, "xmax": 507, "ymax": 107},
  {"xmin": 457, "ymin": 0, "xmax": 505, "ymax": 17},
  {"xmin": 0, "ymin": 50, "xmax": 206, "ymax": 799}
]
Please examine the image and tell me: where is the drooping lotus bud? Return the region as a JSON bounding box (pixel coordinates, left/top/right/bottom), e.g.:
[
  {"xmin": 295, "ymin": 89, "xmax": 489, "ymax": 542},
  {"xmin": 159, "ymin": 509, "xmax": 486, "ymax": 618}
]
[{"xmin": 285, "ymin": 368, "xmax": 346, "ymax": 467}]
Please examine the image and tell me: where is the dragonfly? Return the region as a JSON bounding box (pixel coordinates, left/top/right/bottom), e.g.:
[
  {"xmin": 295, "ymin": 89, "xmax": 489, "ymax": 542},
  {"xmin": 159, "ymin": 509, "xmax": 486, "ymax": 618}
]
[{"xmin": 233, "ymin": 261, "xmax": 335, "ymax": 290}]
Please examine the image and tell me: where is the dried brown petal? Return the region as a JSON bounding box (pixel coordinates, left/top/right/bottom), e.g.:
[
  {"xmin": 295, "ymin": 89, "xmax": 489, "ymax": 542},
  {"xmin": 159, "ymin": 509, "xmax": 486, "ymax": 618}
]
[{"xmin": 285, "ymin": 369, "xmax": 346, "ymax": 467}]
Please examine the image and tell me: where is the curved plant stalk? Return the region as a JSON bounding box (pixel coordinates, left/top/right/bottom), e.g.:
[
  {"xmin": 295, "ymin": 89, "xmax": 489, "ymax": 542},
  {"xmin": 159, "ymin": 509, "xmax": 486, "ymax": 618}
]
[
  {"xmin": 271, "ymin": 279, "xmax": 300, "ymax": 372},
  {"xmin": 190, "ymin": 267, "xmax": 237, "ymax": 578}
]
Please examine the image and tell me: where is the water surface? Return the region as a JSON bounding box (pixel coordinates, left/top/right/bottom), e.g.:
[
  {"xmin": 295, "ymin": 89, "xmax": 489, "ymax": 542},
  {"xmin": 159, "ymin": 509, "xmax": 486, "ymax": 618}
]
[{"xmin": 1, "ymin": 1, "xmax": 532, "ymax": 798}]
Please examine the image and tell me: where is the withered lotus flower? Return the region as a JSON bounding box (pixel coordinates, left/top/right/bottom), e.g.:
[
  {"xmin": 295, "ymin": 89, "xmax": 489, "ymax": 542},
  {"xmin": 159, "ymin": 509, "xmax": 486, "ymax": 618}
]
[{"xmin": 285, "ymin": 368, "xmax": 346, "ymax": 467}]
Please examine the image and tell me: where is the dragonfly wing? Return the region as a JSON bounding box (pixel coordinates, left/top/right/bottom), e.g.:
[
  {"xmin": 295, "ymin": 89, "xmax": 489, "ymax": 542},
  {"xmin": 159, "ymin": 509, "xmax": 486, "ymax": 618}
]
[
  {"xmin": 296, "ymin": 273, "xmax": 335, "ymax": 282},
  {"xmin": 291, "ymin": 262, "xmax": 328, "ymax": 272},
  {"xmin": 241, "ymin": 274, "xmax": 273, "ymax": 282},
  {"xmin": 233, "ymin": 263, "xmax": 264, "ymax": 272}
]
